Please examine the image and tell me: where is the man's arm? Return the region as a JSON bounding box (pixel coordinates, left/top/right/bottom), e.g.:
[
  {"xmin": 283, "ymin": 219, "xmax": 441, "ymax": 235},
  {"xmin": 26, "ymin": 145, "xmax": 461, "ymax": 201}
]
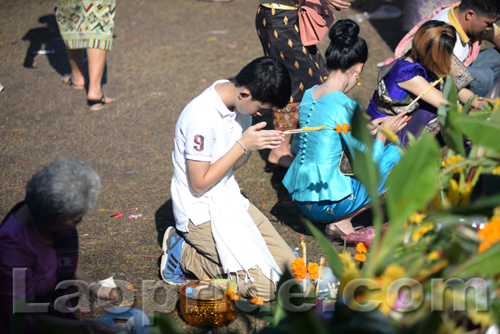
[{"xmin": 187, "ymin": 122, "xmax": 284, "ymax": 194}]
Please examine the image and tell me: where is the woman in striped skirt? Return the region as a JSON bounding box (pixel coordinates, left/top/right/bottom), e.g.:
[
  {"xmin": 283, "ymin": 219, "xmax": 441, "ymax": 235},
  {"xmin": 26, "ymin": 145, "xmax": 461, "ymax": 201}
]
[
  {"xmin": 255, "ymin": 0, "xmax": 351, "ymax": 168},
  {"xmin": 55, "ymin": 0, "xmax": 116, "ymax": 110}
]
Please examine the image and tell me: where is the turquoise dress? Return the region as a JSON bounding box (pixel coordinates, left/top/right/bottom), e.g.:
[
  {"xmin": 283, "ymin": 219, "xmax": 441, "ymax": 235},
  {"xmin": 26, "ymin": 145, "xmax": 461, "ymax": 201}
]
[{"xmin": 282, "ymin": 87, "xmax": 401, "ymax": 223}]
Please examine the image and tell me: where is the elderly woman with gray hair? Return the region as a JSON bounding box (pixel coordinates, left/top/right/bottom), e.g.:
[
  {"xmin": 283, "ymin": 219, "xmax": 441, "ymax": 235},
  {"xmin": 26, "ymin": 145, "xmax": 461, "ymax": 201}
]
[{"xmin": 0, "ymin": 158, "xmax": 119, "ymax": 333}]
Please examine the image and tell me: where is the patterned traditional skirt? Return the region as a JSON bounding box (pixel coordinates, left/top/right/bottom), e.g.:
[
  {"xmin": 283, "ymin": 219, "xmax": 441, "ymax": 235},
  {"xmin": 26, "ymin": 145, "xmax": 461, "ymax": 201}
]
[
  {"xmin": 256, "ymin": 5, "xmax": 327, "ymax": 130},
  {"xmin": 54, "ymin": 0, "xmax": 115, "ymax": 51}
]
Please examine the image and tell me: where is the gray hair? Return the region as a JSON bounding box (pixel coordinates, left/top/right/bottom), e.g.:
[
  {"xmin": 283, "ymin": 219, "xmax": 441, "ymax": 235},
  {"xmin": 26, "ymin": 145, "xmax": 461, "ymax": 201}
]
[{"xmin": 25, "ymin": 157, "xmax": 101, "ymax": 224}]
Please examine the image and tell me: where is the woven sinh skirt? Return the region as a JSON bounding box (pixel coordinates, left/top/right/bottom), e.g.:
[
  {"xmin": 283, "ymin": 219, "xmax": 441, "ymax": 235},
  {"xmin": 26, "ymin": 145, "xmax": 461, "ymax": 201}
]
[
  {"xmin": 55, "ymin": 0, "xmax": 115, "ymax": 51},
  {"xmin": 256, "ymin": 5, "xmax": 327, "ymax": 130}
]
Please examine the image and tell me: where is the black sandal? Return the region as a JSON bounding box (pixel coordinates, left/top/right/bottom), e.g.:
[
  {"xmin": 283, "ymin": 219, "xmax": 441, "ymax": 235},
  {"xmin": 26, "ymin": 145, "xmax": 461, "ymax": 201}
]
[{"xmin": 87, "ymin": 94, "xmax": 115, "ymax": 111}]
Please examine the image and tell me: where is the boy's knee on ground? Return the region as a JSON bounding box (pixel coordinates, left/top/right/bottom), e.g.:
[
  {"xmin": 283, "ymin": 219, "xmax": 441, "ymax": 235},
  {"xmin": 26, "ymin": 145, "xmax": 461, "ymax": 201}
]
[{"xmin": 239, "ymin": 276, "xmax": 276, "ymax": 302}]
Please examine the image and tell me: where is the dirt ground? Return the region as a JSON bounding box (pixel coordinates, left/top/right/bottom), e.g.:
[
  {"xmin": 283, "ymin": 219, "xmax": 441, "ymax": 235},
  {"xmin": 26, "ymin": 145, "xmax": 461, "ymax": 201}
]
[{"xmin": 0, "ymin": 0, "xmax": 406, "ymax": 332}]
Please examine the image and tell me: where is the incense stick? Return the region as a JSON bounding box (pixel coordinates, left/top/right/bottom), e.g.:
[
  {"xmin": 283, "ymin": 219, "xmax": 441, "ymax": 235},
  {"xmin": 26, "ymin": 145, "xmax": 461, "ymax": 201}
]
[
  {"xmin": 404, "ymin": 76, "xmax": 443, "ymax": 112},
  {"xmin": 282, "ymin": 125, "xmax": 327, "ymax": 135}
]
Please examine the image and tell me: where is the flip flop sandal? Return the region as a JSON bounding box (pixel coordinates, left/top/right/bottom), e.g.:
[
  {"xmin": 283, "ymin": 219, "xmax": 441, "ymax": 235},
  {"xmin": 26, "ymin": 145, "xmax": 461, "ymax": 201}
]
[
  {"xmin": 87, "ymin": 94, "xmax": 115, "ymax": 111},
  {"xmin": 61, "ymin": 74, "xmax": 84, "ymax": 90}
]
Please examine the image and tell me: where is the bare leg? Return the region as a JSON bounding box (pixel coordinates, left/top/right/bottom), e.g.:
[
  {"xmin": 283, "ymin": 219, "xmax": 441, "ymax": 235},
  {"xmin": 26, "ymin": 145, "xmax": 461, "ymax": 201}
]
[
  {"xmin": 325, "ymin": 205, "xmax": 370, "ymax": 237},
  {"xmin": 86, "ymin": 48, "xmax": 113, "ymax": 103},
  {"xmin": 268, "ymin": 133, "xmax": 294, "ymax": 168},
  {"xmin": 63, "ymin": 48, "xmax": 85, "ymax": 86}
]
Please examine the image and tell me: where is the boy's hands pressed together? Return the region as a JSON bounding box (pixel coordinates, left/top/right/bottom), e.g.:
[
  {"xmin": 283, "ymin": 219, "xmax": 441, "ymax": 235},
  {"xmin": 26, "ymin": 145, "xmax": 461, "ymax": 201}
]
[{"xmin": 239, "ymin": 121, "xmax": 285, "ymax": 152}]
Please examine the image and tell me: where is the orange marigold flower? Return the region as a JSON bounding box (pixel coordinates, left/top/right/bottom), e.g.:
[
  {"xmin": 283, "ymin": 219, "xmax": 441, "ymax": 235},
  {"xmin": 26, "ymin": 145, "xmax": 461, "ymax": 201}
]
[
  {"xmin": 338, "ymin": 253, "xmax": 345, "ymax": 259},
  {"xmin": 478, "ymin": 218, "xmax": 500, "ymax": 244},
  {"xmin": 478, "ymin": 241, "xmax": 491, "ymax": 254},
  {"xmin": 308, "ymin": 263, "xmax": 319, "ymax": 280},
  {"xmin": 250, "ymin": 297, "xmax": 264, "ymax": 305},
  {"xmin": 354, "ymin": 253, "xmax": 366, "ymax": 262},
  {"xmin": 291, "ymin": 257, "xmax": 307, "ymax": 281},
  {"xmin": 356, "ymin": 242, "xmax": 368, "ymax": 254}
]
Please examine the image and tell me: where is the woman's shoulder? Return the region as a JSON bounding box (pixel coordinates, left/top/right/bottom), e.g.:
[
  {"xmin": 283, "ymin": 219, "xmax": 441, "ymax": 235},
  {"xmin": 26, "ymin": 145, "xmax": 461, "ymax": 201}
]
[{"xmin": 390, "ymin": 59, "xmax": 427, "ymax": 81}]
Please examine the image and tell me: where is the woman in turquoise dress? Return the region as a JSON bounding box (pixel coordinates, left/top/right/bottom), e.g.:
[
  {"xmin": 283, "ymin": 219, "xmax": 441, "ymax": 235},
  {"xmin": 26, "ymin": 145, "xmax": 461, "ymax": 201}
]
[{"xmin": 282, "ymin": 19, "xmax": 408, "ymax": 246}]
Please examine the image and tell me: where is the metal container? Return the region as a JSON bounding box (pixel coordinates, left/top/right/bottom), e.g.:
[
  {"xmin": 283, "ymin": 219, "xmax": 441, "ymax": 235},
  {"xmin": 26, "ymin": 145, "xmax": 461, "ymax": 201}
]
[{"xmin": 179, "ymin": 280, "xmax": 239, "ymax": 328}]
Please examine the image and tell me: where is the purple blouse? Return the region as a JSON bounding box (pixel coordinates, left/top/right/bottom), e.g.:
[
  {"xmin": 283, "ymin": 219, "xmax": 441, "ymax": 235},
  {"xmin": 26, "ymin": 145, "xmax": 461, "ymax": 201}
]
[
  {"xmin": 366, "ymin": 60, "xmax": 429, "ymax": 119},
  {"xmin": 0, "ymin": 213, "xmax": 58, "ymax": 326}
]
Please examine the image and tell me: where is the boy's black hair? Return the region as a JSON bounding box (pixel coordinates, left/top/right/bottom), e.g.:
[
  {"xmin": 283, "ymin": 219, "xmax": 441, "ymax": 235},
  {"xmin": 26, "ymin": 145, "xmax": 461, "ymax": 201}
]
[
  {"xmin": 231, "ymin": 56, "xmax": 291, "ymax": 109},
  {"xmin": 458, "ymin": 0, "xmax": 500, "ymax": 17}
]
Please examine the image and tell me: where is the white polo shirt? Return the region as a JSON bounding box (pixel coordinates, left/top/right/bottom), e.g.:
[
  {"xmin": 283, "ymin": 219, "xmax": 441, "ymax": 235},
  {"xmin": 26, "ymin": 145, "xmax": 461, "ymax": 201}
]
[{"xmin": 171, "ymin": 80, "xmax": 252, "ymax": 232}]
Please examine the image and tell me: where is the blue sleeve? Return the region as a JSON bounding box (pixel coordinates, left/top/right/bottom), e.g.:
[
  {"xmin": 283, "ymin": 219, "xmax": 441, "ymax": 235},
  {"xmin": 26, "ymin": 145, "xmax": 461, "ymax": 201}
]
[{"xmin": 338, "ymin": 101, "xmax": 384, "ymax": 164}]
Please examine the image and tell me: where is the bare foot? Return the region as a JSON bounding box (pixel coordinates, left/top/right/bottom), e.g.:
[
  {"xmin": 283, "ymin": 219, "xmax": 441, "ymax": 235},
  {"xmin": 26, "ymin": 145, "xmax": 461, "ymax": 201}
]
[{"xmin": 325, "ymin": 220, "xmax": 355, "ymax": 237}]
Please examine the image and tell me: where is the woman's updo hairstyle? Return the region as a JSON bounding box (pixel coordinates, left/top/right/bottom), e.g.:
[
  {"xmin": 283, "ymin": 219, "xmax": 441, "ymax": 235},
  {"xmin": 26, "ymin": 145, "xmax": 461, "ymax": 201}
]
[{"xmin": 325, "ymin": 19, "xmax": 368, "ymax": 72}]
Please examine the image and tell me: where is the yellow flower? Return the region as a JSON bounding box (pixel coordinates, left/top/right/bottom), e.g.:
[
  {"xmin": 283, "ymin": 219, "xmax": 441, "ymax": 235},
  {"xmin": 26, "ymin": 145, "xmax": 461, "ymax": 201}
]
[
  {"xmin": 380, "ymin": 128, "xmax": 399, "ymax": 143},
  {"xmin": 493, "ymin": 98, "xmax": 500, "ymax": 111},
  {"xmin": 445, "ymin": 154, "xmax": 466, "ymax": 174},
  {"xmin": 427, "ymin": 250, "xmax": 442, "ymax": 262},
  {"xmin": 356, "ymin": 242, "xmax": 368, "ymax": 254},
  {"xmin": 338, "ymin": 254, "xmax": 361, "ymax": 297},
  {"xmin": 447, "ymin": 178, "xmax": 460, "ymax": 206},
  {"xmin": 308, "ymin": 262, "xmax": 319, "ymax": 280},
  {"xmin": 437, "ymin": 319, "xmax": 466, "ymax": 334},
  {"xmin": 458, "ymin": 183, "xmax": 472, "ymax": 206},
  {"xmin": 370, "ymin": 265, "xmax": 406, "ymax": 315},
  {"xmin": 409, "ymin": 211, "xmax": 426, "ymax": 224},
  {"xmin": 493, "ymin": 206, "xmax": 500, "ymax": 219},
  {"xmin": 411, "ymin": 222, "xmax": 435, "ymax": 242},
  {"xmin": 492, "ymin": 165, "xmax": 500, "ymax": 175}
]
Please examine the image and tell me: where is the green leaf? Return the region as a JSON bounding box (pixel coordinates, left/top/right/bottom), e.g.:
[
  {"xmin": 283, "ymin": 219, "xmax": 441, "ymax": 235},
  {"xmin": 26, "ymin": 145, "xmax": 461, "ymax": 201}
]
[
  {"xmin": 488, "ymin": 99, "xmax": 500, "ymax": 123},
  {"xmin": 447, "ymin": 241, "xmax": 500, "ymax": 278},
  {"xmin": 438, "ymin": 75, "xmax": 465, "ymax": 156},
  {"xmin": 462, "ymin": 93, "xmax": 475, "ymax": 114},
  {"xmin": 467, "ymin": 110, "xmax": 492, "ymax": 121},
  {"xmin": 450, "ymin": 113, "xmax": 500, "ymax": 151},
  {"xmin": 385, "ymin": 134, "xmax": 440, "ymax": 228},
  {"xmin": 349, "ymin": 105, "xmax": 385, "ymax": 254},
  {"xmin": 303, "ymin": 219, "xmax": 343, "ymax": 279},
  {"xmin": 371, "ymin": 135, "xmax": 440, "ymax": 270},
  {"xmin": 149, "ymin": 313, "xmax": 183, "ymax": 334}
]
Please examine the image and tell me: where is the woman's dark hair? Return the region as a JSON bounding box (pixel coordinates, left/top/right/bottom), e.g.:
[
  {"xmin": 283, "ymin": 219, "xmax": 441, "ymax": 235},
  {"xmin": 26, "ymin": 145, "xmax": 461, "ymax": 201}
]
[
  {"xmin": 231, "ymin": 56, "xmax": 292, "ymax": 109},
  {"xmin": 411, "ymin": 20, "xmax": 457, "ymax": 78},
  {"xmin": 325, "ymin": 19, "xmax": 368, "ymax": 72}
]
